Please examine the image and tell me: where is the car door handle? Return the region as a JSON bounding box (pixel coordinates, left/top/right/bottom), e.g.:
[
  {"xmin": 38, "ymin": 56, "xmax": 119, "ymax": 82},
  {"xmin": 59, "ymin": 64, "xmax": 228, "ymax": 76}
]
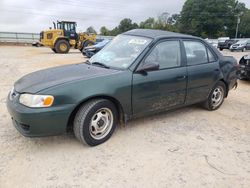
[
  {"xmin": 214, "ymin": 69, "xmax": 220, "ymax": 72},
  {"xmin": 176, "ymin": 75, "xmax": 186, "ymax": 80}
]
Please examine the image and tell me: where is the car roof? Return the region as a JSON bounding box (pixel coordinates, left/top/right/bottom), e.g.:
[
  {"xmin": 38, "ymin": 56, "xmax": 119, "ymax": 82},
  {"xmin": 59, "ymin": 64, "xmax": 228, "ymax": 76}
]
[
  {"xmin": 236, "ymin": 39, "xmax": 250, "ymax": 43},
  {"xmin": 123, "ymin": 29, "xmax": 199, "ymax": 40}
]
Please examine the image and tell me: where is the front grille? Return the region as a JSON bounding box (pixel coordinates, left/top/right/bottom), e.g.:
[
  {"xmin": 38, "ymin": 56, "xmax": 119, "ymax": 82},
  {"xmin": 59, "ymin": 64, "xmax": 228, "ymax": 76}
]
[
  {"xmin": 20, "ymin": 123, "xmax": 30, "ymax": 131},
  {"xmin": 13, "ymin": 119, "xmax": 30, "ymax": 133},
  {"xmin": 47, "ymin": 33, "xmax": 53, "ymax": 39}
]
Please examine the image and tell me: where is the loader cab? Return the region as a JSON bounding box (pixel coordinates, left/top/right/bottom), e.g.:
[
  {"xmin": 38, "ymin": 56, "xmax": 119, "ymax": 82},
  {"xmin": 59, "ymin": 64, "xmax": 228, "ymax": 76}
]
[{"xmin": 56, "ymin": 21, "xmax": 78, "ymax": 40}]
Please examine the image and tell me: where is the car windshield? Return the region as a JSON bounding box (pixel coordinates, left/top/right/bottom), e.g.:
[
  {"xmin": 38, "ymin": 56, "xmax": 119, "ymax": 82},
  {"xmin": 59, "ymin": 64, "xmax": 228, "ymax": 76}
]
[{"xmin": 89, "ymin": 35, "xmax": 152, "ymax": 69}]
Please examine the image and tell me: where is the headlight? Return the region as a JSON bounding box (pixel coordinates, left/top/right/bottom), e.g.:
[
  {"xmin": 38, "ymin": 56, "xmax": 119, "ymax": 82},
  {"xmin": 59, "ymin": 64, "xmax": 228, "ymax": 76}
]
[{"xmin": 19, "ymin": 94, "xmax": 54, "ymax": 108}]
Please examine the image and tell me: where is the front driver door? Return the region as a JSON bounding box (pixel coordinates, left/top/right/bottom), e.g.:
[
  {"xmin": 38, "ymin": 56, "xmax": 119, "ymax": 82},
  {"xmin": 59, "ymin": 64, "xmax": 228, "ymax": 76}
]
[{"xmin": 132, "ymin": 40, "xmax": 187, "ymax": 116}]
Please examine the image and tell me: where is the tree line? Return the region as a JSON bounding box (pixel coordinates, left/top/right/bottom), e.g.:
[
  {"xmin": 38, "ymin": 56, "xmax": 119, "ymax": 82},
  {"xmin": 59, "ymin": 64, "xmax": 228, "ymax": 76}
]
[{"xmin": 86, "ymin": 0, "xmax": 250, "ymax": 38}]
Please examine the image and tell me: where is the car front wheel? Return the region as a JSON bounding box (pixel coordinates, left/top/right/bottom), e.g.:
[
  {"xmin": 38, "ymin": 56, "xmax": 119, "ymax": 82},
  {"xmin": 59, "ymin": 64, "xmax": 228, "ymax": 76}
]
[
  {"xmin": 203, "ymin": 81, "xmax": 226, "ymax": 111},
  {"xmin": 73, "ymin": 99, "xmax": 118, "ymax": 146}
]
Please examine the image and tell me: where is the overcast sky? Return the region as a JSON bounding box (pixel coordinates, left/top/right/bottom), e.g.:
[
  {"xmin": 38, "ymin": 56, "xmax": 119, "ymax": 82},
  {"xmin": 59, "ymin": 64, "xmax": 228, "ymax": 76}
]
[{"xmin": 0, "ymin": 0, "xmax": 249, "ymax": 33}]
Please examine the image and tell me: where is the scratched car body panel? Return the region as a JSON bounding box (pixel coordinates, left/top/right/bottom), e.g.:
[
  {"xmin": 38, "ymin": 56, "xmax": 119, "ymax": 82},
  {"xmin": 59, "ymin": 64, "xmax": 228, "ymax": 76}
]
[{"xmin": 6, "ymin": 29, "xmax": 238, "ymax": 146}]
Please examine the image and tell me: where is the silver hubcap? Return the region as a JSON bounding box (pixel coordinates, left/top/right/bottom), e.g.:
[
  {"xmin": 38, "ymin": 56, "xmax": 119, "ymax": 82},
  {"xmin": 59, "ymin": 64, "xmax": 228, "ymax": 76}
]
[
  {"xmin": 211, "ymin": 86, "xmax": 224, "ymax": 108},
  {"xmin": 89, "ymin": 108, "xmax": 113, "ymax": 140}
]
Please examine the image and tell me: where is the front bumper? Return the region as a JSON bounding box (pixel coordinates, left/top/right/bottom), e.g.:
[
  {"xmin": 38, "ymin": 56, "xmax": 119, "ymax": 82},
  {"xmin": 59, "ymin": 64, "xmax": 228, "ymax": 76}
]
[
  {"xmin": 6, "ymin": 93, "xmax": 75, "ymax": 137},
  {"xmin": 230, "ymin": 46, "xmax": 244, "ymax": 51}
]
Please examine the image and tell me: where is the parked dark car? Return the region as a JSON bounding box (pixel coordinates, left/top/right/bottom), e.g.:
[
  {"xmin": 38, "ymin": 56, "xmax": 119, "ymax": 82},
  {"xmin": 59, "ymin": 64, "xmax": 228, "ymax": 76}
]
[
  {"xmin": 82, "ymin": 39, "xmax": 111, "ymax": 58},
  {"xmin": 217, "ymin": 37, "xmax": 229, "ymax": 51},
  {"xmin": 230, "ymin": 39, "xmax": 250, "ymax": 52},
  {"xmin": 239, "ymin": 54, "xmax": 250, "ymax": 80},
  {"xmin": 218, "ymin": 39, "xmax": 238, "ymax": 51},
  {"xmin": 7, "ymin": 29, "xmax": 238, "ymax": 146}
]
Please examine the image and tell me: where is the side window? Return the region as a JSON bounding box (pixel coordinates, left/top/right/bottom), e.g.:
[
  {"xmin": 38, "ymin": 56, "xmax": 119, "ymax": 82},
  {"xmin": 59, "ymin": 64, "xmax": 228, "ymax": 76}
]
[
  {"xmin": 183, "ymin": 41, "xmax": 208, "ymax": 65},
  {"xmin": 207, "ymin": 48, "xmax": 216, "ymax": 62},
  {"xmin": 144, "ymin": 41, "xmax": 181, "ymax": 69}
]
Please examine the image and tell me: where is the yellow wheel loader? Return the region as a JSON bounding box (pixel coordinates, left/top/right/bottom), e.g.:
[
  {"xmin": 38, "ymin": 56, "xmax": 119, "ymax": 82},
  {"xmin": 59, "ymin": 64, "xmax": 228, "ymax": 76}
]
[{"xmin": 40, "ymin": 21, "xmax": 96, "ymax": 53}]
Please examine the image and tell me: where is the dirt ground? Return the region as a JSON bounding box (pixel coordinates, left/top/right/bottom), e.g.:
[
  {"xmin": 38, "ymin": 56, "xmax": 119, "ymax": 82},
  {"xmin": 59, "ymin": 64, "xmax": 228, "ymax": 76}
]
[{"xmin": 0, "ymin": 46, "xmax": 250, "ymax": 188}]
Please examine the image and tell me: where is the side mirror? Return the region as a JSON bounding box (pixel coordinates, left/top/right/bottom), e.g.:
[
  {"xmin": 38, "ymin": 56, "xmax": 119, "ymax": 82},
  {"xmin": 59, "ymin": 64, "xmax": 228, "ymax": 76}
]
[{"xmin": 136, "ymin": 62, "xmax": 159, "ymax": 73}]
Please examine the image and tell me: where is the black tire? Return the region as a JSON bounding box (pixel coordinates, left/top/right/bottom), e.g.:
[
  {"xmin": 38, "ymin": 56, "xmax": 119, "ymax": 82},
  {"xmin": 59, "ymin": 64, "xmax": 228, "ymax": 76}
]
[
  {"xmin": 55, "ymin": 39, "xmax": 70, "ymax": 53},
  {"xmin": 219, "ymin": 48, "xmax": 223, "ymax": 51},
  {"xmin": 203, "ymin": 81, "xmax": 226, "ymax": 111},
  {"xmin": 242, "ymin": 47, "xmax": 246, "ymax": 52},
  {"xmin": 73, "ymin": 99, "xmax": 118, "ymax": 146},
  {"xmin": 79, "ymin": 42, "xmax": 84, "ymax": 52},
  {"xmin": 51, "ymin": 48, "xmax": 57, "ymax": 53}
]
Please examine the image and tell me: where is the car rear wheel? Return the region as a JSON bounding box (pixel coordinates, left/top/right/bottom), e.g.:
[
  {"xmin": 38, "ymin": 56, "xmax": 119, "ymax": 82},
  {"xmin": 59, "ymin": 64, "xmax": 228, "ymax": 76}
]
[
  {"xmin": 203, "ymin": 81, "xmax": 226, "ymax": 111},
  {"xmin": 73, "ymin": 99, "xmax": 118, "ymax": 146}
]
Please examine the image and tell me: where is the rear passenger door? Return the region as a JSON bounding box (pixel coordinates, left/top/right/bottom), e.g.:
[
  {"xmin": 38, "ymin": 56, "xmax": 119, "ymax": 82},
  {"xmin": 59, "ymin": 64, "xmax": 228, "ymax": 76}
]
[{"xmin": 183, "ymin": 40, "xmax": 220, "ymax": 104}]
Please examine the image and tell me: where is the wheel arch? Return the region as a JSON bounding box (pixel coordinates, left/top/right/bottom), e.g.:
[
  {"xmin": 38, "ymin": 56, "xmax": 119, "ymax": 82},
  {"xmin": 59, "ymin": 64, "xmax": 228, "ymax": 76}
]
[
  {"xmin": 66, "ymin": 95, "xmax": 125, "ymax": 132},
  {"xmin": 217, "ymin": 79, "xmax": 229, "ymax": 97}
]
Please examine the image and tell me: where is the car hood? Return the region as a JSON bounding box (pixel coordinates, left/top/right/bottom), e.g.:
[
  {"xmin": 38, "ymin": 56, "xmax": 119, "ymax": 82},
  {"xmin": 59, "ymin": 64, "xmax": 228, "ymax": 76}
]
[{"xmin": 14, "ymin": 63, "xmax": 120, "ymax": 93}]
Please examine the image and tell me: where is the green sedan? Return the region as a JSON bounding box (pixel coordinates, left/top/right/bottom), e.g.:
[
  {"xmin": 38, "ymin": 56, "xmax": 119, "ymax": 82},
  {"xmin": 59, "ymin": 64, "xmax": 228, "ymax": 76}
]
[{"xmin": 7, "ymin": 29, "xmax": 238, "ymax": 146}]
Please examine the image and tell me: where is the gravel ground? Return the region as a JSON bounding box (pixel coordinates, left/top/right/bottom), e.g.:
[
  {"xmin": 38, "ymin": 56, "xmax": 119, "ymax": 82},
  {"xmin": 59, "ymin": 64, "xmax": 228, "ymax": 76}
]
[{"xmin": 0, "ymin": 46, "xmax": 250, "ymax": 188}]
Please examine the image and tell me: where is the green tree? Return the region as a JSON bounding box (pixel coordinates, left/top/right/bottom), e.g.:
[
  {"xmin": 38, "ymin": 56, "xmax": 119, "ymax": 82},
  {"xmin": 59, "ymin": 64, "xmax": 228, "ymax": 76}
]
[
  {"xmin": 118, "ymin": 18, "xmax": 138, "ymax": 33},
  {"xmin": 109, "ymin": 27, "xmax": 120, "ymax": 36},
  {"xmin": 239, "ymin": 9, "xmax": 250, "ymax": 37},
  {"xmin": 139, "ymin": 14, "xmax": 179, "ymax": 32},
  {"xmin": 179, "ymin": 0, "xmax": 246, "ymax": 38},
  {"xmin": 139, "ymin": 17, "xmax": 155, "ymax": 29},
  {"xmin": 167, "ymin": 14, "xmax": 180, "ymax": 25},
  {"xmin": 100, "ymin": 26, "xmax": 110, "ymax": 35},
  {"xmin": 86, "ymin": 26, "xmax": 97, "ymax": 34}
]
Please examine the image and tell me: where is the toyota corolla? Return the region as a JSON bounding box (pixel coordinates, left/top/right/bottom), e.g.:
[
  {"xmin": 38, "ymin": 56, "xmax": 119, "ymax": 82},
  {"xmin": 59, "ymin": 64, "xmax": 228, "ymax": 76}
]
[{"xmin": 7, "ymin": 29, "xmax": 238, "ymax": 146}]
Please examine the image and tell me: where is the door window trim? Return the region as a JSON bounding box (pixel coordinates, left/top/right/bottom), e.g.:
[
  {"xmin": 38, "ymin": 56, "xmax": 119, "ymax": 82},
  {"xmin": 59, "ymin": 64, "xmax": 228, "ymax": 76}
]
[{"xmin": 136, "ymin": 38, "xmax": 184, "ymax": 71}]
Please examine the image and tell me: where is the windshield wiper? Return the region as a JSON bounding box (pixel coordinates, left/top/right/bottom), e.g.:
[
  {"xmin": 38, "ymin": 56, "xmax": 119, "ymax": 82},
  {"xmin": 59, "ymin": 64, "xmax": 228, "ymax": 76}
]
[{"xmin": 91, "ymin": 62, "xmax": 110, "ymax": 69}]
